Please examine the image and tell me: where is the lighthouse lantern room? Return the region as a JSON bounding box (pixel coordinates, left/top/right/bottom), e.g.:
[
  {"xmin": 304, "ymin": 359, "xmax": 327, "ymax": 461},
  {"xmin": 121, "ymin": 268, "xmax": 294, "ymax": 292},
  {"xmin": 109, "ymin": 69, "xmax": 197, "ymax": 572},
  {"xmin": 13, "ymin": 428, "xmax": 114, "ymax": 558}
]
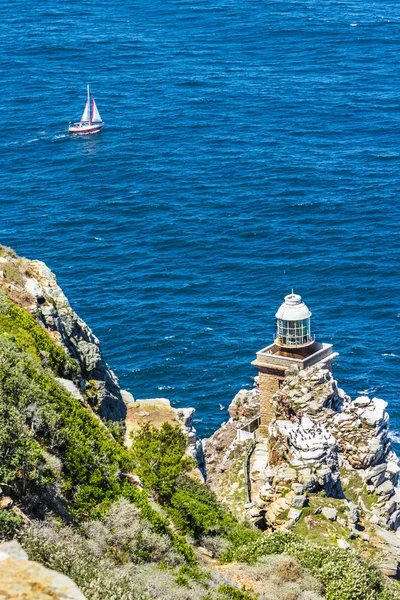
[{"xmin": 275, "ymin": 292, "xmax": 313, "ymax": 348}]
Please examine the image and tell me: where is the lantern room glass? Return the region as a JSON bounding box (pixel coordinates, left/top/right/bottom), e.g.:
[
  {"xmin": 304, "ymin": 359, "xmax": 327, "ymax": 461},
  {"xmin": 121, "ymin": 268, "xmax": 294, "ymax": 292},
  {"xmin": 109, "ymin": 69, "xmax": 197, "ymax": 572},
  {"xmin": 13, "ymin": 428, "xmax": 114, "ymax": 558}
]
[{"xmin": 277, "ymin": 318, "xmax": 311, "ymax": 346}]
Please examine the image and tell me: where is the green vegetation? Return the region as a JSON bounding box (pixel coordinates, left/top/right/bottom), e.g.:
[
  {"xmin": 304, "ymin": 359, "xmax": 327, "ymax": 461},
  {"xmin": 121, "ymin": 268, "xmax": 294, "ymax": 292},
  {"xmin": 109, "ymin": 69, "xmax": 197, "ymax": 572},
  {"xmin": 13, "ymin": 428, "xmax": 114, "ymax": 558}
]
[
  {"xmin": 216, "ymin": 585, "xmax": 256, "ymax": 600},
  {"xmin": 0, "ymin": 292, "xmax": 69, "ymax": 373},
  {"xmin": 131, "ymin": 422, "xmax": 194, "ymax": 500},
  {"xmin": 0, "ymin": 336, "xmax": 129, "ymax": 511},
  {"xmin": 0, "ymin": 293, "xmax": 189, "ymax": 557},
  {"xmin": 130, "ymin": 422, "xmax": 245, "ymax": 540},
  {"xmin": 0, "ymin": 511, "xmax": 23, "ymax": 539},
  {"xmin": 230, "ymin": 531, "xmax": 399, "ymax": 600}
]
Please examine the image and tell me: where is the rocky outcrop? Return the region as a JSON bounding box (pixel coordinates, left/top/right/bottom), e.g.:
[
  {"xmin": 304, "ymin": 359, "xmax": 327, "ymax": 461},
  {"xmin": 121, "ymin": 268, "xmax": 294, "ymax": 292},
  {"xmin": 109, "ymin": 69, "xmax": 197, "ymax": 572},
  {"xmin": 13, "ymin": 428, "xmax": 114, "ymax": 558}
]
[
  {"xmin": 205, "ymin": 365, "xmax": 400, "ymax": 573},
  {"xmin": 0, "ymin": 249, "xmax": 126, "ymax": 423},
  {"xmin": 31, "ymin": 260, "xmax": 126, "ymax": 421},
  {"xmin": 0, "ymin": 540, "xmax": 86, "ymax": 599},
  {"xmin": 263, "ymin": 367, "xmax": 400, "ymax": 529}
]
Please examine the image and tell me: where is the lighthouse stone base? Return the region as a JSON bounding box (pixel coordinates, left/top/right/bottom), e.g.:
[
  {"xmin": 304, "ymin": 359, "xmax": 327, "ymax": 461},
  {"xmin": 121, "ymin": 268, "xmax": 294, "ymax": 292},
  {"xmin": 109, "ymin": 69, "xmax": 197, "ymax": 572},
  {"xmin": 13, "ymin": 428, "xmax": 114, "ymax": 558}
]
[{"xmin": 252, "ymin": 341, "xmax": 337, "ymax": 435}]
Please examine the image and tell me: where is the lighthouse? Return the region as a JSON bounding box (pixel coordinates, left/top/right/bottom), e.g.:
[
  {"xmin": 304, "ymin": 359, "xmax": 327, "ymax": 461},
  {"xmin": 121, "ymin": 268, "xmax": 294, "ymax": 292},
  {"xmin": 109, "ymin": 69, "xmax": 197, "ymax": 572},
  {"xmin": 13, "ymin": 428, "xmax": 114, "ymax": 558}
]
[{"xmin": 252, "ymin": 292, "xmax": 336, "ymax": 436}]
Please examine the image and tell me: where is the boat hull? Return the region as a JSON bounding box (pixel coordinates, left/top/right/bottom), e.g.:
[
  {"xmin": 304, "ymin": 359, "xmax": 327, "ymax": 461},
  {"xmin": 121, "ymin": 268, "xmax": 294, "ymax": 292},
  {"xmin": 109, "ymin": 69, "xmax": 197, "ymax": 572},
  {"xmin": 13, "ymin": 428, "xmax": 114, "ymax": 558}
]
[{"xmin": 68, "ymin": 122, "xmax": 104, "ymax": 135}]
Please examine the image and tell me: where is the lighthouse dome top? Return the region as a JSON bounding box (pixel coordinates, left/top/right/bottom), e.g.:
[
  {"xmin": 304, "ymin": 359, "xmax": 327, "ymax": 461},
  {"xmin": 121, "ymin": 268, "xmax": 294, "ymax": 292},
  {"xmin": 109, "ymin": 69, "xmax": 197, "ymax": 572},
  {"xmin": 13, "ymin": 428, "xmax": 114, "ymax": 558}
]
[{"xmin": 275, "ymin": 292, "xmax": 312, "ymax": 322}]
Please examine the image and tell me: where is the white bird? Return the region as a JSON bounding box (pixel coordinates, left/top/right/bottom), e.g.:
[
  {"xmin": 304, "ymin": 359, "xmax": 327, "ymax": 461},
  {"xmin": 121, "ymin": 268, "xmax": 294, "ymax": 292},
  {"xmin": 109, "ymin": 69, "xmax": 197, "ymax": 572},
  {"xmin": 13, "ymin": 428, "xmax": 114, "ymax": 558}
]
[{"xmin": 219, "ymin": 404, "xmax": 225, "ymax": 411}]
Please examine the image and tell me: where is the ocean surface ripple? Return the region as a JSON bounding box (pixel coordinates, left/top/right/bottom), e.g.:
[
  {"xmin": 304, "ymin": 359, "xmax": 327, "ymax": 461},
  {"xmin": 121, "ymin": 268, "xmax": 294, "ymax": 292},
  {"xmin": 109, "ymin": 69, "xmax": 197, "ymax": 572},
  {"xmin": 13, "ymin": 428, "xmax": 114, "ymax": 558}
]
[{"xmin": 1, "ymin": 0, "xmax": 400, "ymax": 445}]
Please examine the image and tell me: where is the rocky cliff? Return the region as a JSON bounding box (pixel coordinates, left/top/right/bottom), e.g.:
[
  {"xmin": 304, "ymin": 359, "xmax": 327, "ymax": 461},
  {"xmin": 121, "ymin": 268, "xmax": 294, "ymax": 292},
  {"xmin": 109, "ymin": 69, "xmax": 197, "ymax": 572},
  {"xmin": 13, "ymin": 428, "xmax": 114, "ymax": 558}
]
[
  {"xmin": 0, "ymin": 247, "xmax": 126, "ymax": 422},
  {"xmin": 204, "ymin": 367, "xmax": 400, "ymax": 577}
]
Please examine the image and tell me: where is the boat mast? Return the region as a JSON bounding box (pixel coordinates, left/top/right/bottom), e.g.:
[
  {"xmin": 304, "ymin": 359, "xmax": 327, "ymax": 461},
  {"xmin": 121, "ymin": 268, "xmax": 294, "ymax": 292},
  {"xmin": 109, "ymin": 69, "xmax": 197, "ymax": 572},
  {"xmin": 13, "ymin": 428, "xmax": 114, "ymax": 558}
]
[{"xmin": 87, "ymin": 84, "xmax": 90, "ymax": 122}]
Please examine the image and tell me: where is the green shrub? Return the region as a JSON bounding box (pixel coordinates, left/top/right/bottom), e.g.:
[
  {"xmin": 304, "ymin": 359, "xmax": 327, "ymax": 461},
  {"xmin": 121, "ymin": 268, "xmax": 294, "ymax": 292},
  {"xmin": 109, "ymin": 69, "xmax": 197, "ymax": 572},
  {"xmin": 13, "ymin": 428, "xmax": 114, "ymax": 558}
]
[
  {"xmin": 172, "ymin": 534, "xmax": 196, "ymax": 566},
  {"xmin": 231, "ymin": 530, "xmax": 296, "ymax": 564},
  {"xmin": 0, "ymin": 399, "xmax": 55, "ymax": 498},
  {"xmin": 0, "ymin": 292, "xmax": 67, "ymax": 373},
  {"xmin": 130, "ymin": 422, "xmax": 194, "ymax": 500},
  {"xmin": 216, "ymin": 585, "xmax": 255, "ymax": 600},
  {"xmin": 230, "ymin": 531, "xmax": 393, "ymax": 600},
  {"xmin": 168, "ymin": 476, "xmax": 237, "ymax": 538},
  {"xmin": 0, "ymin": 510, "xmax": 23, "ymax": 539}
]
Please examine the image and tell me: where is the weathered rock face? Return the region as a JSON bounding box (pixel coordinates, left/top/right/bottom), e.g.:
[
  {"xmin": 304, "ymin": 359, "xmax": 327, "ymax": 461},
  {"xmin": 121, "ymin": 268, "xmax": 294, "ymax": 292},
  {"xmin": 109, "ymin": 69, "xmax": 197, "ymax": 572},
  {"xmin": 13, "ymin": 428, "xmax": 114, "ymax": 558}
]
[
  {"xmin": 0, "ymin": 540, "xmax": 86, "ymax": 599},
  {"xmin": 203, "ymin": 385, "xmax": 260, "ymax": 517},
  {"xmin": 206, "ymin": 366, "xmax": 400, "ymax": 544},
  {"xmin": 4, "ymin": 253, "xmax": 127, "ymax": 422},
  {"xmin": 32, "ymin": 260, "xmax": 126, "ymax": 421},
  {"xmin": 246, "ymin": 366, "xmax": 400, "ymax": 531},
  {"xmin": 228, "ymin": 387, "xmax": 260, "ymax": 422}
]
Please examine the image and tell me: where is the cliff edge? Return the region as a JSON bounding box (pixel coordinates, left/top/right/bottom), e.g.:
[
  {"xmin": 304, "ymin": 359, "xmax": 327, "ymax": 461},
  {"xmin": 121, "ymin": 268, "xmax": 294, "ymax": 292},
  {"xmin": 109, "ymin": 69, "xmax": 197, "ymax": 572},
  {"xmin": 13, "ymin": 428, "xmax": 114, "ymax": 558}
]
[{"xmin": 205, "ymin": 367, "xmax": 400, "ymax": 577}]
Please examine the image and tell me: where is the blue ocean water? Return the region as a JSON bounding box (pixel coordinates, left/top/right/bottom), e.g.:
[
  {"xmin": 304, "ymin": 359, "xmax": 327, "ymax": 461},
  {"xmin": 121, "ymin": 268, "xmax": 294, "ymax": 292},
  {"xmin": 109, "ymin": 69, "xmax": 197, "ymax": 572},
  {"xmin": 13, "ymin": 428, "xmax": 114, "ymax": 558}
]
[{"xmin": 1, "ymin": 0, "xmax": 400, "ymax": 445}]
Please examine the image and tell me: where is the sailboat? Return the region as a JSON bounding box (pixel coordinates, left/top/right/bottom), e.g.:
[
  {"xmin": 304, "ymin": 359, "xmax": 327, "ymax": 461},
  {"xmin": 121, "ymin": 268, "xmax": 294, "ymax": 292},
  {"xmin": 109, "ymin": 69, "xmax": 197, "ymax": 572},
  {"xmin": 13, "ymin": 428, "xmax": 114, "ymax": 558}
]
[{"xmin": 68, "ymin": 85, "xmax": 104, "ymax": 134}]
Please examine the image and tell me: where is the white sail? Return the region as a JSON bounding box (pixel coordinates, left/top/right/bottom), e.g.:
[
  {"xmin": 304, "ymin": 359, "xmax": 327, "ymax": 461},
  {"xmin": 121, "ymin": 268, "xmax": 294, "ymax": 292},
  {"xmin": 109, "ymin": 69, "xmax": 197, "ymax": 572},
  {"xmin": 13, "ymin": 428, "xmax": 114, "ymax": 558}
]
[
  {"xmin": 91, "ymin": 98, "xmax": 102, "ymax": 123},
  {"xmin": 80, "ymin": 99, "xmax": 90, "ymax": 122},
  {"xmin": 80, "ymin": 85, "xmax": 91, "ymax": 122}
]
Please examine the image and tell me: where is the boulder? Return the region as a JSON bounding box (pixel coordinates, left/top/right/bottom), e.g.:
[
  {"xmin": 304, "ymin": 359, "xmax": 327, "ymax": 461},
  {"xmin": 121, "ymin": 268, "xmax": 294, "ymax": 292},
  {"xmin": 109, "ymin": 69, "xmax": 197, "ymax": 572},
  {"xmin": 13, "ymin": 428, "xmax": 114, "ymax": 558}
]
[
  {"xmin": 388, "ymin": 510, "xmax": 400, "ymax": 530},
  {"xmin": 291, "ymin": 495, "xmax": 308, "ymax": 508},
  {"xmin": 369, "ymin": 514, "xmax": 380, "ymax": 525},
  {"xmin": 291, "ymin": 483, "xmax": 304, "ymax": 495},
  {"xmin": 25, "ymin": 277, "xmax": 45, "ymax": 301},
  {"xmin": 337, "ymin": 539, "xmax": 351, "ymax": 550},
  {"xmin": 387, "ymin": 460, "xmax": 400, "ymax": 478},
  {"xmin": 121, "ymin": 390, "xmax": 135, "ymax": 407},
  {"xmin": 376, "ymin": 528, "xmax": 400, "ymax": 549},
  {"xmin": 0, "ymin": 540, "xmax": 28, "ymax": 560},
  {"xmin": 379, "ymin": 561, "xmax": 399, "ymax": 578},
  {"xmin": 359, "ymin": 398, "xmax": 387, "ymax": 428},
  {"xmin": 0, "ymin": 497, "xmax": 13, "ymax": 510},
  {"xmin": 0, "ymin": 541, "xmax": 86, "ymax": 599},
  {"xmin": 370, "ymin": 471, "xmax": 387, "ymax": 488},
  {"xmin": 365, "ymin": 462, "xmax": 387, "ymax": 482},
  {"xmin": 56, "ymin": 378, "xmax": 83, "ymax": 402},
  {"xmin": 322, "ymin": 507, "xmax": 337, "ymax": 521},
  {"xmin": 346, "ymin": 502, "xmax": 360, "ymax": 524},
  {"xmin": 288, "ymin": 508, "xmax": 302, "ymax": 522},
  {"xmin": 376, "ymin": 480, "xmax": 394, "ymax": 500}
]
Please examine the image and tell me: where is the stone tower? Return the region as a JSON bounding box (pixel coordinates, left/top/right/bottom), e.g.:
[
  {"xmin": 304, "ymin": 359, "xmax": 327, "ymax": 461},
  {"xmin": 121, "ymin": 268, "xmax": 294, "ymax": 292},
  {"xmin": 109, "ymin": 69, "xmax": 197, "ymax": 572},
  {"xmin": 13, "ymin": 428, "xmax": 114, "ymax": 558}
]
[{"xmin": 252, "ymin": 292, "xmax": 336, "ymax": 436}]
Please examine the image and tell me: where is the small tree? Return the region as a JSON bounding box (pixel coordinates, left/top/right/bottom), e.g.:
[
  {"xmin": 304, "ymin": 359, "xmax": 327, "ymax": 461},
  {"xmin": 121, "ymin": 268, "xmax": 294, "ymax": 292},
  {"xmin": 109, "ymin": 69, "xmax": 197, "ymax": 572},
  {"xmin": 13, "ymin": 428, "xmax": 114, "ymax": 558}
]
[{"xmin": 130, "ymin": 423, "xmax": 194, "ymax": 501}]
